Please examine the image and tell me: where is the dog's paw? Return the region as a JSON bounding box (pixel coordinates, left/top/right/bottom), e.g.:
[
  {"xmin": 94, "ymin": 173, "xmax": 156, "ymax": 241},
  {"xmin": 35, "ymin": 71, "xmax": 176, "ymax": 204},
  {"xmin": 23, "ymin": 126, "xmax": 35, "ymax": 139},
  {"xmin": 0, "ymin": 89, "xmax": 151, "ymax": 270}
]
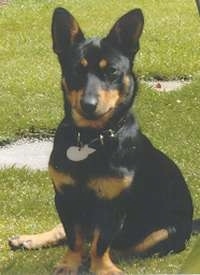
[
  {"xmin": 8, "ymin": 235, "xmax": 35, "ymax": 250},
  {"xmin": 90, "ymin": 262, "xmax": 124, "ymax": 275},
  {"xmin": 8, "ymin": 233, "xmax": 51, "ymax": 250},
  {"xmin": 91, "ymin": 267, "xmax": 124, "ymax": 275},
  {"xmin": 53, "ymin": 264, "xmax": 78, "ymax": 275},
  {"xmin": 54, "ymin": 249, "xmax": 82, "ymax": 275}
]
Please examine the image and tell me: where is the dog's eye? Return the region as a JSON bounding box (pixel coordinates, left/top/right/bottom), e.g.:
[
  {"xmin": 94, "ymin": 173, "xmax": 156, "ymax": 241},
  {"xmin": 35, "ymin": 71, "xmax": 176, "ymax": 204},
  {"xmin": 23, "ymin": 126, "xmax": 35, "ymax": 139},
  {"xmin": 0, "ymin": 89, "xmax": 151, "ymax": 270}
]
[
  {"xmin": 107, "ymin": 67, "xmax": 118, "ymax": 76},
  {"xmin": 105, "ymin": 67, "xmax": 120, "ymax": 80}
]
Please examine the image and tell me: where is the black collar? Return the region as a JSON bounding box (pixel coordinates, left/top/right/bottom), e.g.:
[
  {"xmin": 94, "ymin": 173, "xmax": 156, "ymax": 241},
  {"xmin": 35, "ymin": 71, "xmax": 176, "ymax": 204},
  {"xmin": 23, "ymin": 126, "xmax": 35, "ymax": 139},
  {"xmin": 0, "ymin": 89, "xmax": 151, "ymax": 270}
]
[{"xmin": 74, "ymin": 114, "xmax": 128, "ymax": 149}]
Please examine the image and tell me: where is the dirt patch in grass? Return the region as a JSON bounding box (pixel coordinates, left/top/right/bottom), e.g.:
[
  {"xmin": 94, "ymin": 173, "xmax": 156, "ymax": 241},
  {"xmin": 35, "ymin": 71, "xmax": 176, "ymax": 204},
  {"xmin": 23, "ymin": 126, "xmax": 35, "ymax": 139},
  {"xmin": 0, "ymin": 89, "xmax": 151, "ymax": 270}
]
[{"xmin": 143, "ymin": 80, "xmax": 191, "ymax": 92}]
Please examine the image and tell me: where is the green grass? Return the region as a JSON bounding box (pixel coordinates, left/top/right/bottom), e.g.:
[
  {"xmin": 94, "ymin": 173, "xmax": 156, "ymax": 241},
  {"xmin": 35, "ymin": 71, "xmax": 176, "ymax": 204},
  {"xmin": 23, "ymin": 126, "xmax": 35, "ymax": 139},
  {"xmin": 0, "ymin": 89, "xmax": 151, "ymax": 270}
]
[
  {"xmin": 180, "ymin": 236, "xmax": 200, "ymax": 273},
  {"xmin": 0, "ymin": 0, "xmax": 200, "ymax": 141},
  {"xmin": 0, "ymin": 0, "xmax": 200, "ymax": 274},
  {"xmin": 0, "ymin": 169, "xmax": 59, "ymax": 274}
]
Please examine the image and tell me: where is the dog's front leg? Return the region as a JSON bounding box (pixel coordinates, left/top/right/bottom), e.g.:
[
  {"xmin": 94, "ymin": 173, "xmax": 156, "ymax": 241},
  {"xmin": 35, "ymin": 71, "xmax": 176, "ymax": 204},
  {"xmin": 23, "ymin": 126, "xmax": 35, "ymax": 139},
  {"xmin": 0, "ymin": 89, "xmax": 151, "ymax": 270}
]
[
  {"xmin": 90, "ymin": 203, "xmax": 125, "ymax": 275},
  {"xmin": 54, "ymin": 190, "xmax": 84, "ymax": 275}
]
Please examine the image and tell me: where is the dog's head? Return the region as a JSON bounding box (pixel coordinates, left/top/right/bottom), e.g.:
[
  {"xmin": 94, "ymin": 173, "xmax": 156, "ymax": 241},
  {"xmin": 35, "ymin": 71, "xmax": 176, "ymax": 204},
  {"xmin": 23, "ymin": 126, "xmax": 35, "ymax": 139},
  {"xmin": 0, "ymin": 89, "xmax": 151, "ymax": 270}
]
[{"xmin": 52, "ymin": 8, "xmax": 144, "ymax": 129}]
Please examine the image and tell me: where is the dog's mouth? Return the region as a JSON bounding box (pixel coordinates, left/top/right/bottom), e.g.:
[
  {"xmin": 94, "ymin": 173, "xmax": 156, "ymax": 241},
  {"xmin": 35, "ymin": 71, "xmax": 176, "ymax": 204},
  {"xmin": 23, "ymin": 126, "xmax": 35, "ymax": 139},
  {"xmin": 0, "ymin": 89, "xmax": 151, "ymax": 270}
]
[
  {"xmin": 67, "ymin": 88, "xmax": 122, "ymax": 128},
  {"xmin": 79, "ymin": 107, "xmax": 114, "ymax": 120},
  {"xmin": 74, "ymin": 107, "xmax": 114, "ymax": 121},
  {"xmin": 71, "ymin": 107, "xmax": 115, "ymax": 128}
]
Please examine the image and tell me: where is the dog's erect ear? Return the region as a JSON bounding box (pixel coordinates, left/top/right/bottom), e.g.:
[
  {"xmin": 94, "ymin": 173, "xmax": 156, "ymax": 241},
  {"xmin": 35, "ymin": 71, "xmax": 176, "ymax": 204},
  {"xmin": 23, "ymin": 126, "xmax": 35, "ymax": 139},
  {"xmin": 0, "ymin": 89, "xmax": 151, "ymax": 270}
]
[
  {"xmin": 105, "ymin": 9, "xmax": 144, "ymax": 59},
  {"xmin": 52, "ymin": 7, "xmax": 84, "ymax": 54}
]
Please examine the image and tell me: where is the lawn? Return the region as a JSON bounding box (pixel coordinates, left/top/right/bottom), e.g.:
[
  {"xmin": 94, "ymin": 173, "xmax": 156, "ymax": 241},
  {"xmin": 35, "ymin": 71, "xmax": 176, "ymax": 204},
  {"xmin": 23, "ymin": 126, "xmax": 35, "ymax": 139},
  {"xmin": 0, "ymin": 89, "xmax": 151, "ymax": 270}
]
[{"xmin": 0, "ymin": 0, "xmax": 200, "ymax": 274}]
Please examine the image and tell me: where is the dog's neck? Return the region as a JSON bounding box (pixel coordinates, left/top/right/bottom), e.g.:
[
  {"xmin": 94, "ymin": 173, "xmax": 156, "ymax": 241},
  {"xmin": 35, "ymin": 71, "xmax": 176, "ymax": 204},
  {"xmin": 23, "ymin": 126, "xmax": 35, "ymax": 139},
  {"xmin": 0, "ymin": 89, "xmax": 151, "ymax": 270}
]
[{"xmin": 64, "ymin": 112, "xmax": 133, "ymax": 148}]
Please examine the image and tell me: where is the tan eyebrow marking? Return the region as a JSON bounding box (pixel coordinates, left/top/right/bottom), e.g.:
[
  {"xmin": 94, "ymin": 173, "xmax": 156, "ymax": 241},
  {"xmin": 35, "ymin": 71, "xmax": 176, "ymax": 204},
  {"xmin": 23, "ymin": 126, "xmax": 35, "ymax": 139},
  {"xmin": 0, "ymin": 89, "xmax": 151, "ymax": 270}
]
[
  {"xmin": 99, "ymin": 59, "xmax": 108, "ymax": 69},
  {"xmin": 80, "ymin": 58, "xmax": 88, "ymax": 67}
]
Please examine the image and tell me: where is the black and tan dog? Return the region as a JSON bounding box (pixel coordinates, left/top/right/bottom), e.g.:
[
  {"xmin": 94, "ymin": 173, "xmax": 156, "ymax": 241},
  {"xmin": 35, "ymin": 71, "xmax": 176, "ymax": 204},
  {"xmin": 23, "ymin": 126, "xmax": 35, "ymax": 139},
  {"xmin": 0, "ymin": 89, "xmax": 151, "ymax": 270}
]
[{"xmin": 9, "ymin": 7, "xmax": 194, "ymax": 274}]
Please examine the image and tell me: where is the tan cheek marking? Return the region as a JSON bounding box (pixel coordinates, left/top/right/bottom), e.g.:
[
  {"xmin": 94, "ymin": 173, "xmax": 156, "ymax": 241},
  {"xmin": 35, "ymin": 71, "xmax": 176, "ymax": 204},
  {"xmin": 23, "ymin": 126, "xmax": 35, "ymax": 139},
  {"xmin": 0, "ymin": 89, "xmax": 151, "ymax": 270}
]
[
  {"xmin": 80, "ymin": 58, "xmax": 88, "ymax": 67},
  {"xmin": 99, "ymin": 59, "xmax": 108, "ymax": 69},
  {"xmin": 48, "ymin": 165, "xmax": 75, "ymax": 192},
  {"xmin": 71, "ymin": 109, "xmax": 114, "ymax": 129},
  {"xmin": 88, "ymin": 176, "xmax": 133, "ymax": 199},
  {"xmin": 70, "ymin": 89, "xmax": 120, "ymax": 129},
  {"xmin": 61, "ymin": 79, "xmax": 83, "ymax": 109},
  {"xmin": 67, "ymin": 90, "xmax": 83, "ymax": 109},
  {"xmin": 100, "ymin": 89, "xmax": 120, "ymax": 107},
  {"xmin": 97, "ymin": 89, "xmax": 121, "ymax": 113},
  {"xmin": 123, "ymin": 75, "xmax": 130, "ymax": 87}
]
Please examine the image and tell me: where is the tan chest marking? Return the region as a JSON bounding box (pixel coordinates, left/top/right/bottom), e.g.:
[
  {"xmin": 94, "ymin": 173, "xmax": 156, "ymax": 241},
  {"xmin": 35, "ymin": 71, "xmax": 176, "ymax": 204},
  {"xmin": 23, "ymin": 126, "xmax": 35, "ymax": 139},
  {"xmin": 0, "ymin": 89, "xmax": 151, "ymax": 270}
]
[
  {"xmin": 88, "ymin": 176, "xmax": 133, "ymax": 199},
  {"xmin": 48, "ymin": 165, "xmax": 75, "ymax": 192}
]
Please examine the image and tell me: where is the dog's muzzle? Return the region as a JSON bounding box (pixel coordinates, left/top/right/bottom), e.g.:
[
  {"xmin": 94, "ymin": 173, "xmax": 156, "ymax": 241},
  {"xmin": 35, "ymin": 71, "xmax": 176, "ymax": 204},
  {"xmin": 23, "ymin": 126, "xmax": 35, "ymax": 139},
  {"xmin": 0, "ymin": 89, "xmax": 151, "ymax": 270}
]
[{"xmin": 80, "ymin": 96, "xmax": 98, "ymax": 117}]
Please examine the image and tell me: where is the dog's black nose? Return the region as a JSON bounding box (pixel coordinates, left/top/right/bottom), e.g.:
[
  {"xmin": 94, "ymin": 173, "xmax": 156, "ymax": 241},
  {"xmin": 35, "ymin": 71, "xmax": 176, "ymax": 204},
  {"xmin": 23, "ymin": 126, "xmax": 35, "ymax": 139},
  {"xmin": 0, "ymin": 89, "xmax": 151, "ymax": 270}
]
[{"xmin": 80, "ymin": 97, "xmax": 97, "ymax": 115}]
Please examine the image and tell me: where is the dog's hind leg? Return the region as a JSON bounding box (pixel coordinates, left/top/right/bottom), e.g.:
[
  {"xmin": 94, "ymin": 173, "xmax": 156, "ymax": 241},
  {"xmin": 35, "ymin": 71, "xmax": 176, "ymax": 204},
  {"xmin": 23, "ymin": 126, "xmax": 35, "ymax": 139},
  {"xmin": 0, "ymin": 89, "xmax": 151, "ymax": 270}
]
[
  {"xmin": 9, "ymin": 223, "xmax": 66, "ymax": 250},
  {"xmin": 128, "ymin": 227, "xmax": 177, "ymax": 256},
  {"xmin": 132, "ymin": 228, "xmax": 171, "ymax": 254}
]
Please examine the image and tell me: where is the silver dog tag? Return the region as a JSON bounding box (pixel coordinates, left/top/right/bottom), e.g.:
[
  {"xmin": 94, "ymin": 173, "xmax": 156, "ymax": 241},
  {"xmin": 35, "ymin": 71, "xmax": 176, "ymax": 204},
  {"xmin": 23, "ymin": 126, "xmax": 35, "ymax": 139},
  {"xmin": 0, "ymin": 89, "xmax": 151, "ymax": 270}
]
[{"xmin": 66, "ymin": 145, "xmax": 96, "ymax": 162}]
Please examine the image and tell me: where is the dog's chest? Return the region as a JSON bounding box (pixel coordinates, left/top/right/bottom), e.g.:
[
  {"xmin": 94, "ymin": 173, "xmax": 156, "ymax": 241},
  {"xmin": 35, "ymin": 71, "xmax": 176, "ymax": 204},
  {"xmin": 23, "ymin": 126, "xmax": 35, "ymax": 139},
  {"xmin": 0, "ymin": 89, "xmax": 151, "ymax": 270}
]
[
  {"xmin": 49, "ymin": 123, "xmax": 135, "ymax": 199},
  {"xmin": 49, "ymin": 158, "xmax": 134, "ymax": 200}
]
